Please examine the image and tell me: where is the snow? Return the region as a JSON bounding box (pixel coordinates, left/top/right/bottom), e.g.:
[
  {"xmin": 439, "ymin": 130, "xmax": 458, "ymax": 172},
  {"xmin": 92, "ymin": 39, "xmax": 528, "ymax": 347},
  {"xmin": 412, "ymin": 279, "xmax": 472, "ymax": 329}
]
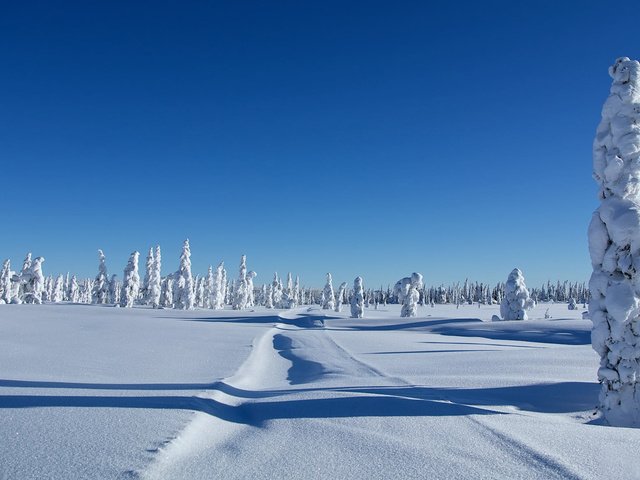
[{"xmin": 1, "ymin": 302, "xmax": 640, "ymax": 479}]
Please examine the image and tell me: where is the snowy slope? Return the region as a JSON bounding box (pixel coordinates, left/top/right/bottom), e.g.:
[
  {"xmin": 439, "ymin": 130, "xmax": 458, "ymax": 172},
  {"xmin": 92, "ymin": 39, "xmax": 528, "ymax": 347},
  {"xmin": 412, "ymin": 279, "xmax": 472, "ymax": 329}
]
[{"xmin": 1, "ymin": 303, "xmax": 639, "ymax": 479}]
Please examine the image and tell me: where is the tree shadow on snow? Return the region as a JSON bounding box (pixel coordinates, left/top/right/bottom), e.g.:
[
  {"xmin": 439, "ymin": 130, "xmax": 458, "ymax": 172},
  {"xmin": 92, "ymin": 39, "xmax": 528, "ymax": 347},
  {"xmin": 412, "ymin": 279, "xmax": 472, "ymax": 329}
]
[{"xmin": 431, "ymin": 325, "xmax": 591, "ymax": 345}]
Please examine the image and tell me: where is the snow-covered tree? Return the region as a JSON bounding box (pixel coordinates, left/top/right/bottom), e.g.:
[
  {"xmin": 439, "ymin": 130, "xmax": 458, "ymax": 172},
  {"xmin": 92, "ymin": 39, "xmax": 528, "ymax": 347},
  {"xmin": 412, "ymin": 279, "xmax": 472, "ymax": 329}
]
[
  {"xmin": 322, "ymin": 273, "xmax": 335, "ymax": 310},
  {"xmin": 18, "ymin": 256, "xmax": 46, "ymax": 304},
  {"xmin": 120, "ymin": 251, "xmax": 140, "ymax": 308},
  {"xmin": 174, "ymin": 239, "xmax": 195, "ymax": 310},
  {"xmin": 499, "ymin": 268, "xmax": 534, "ymax": 320},
  {"xmin": 141, "ymin": 247, "xmax": 154, "ymax": 305},
  {"xmin": 271, "ymin": 272, "xmax": 282, "ymax": 308},
  {"xmin": 69, "ymin": 275, "xmax": 79, "ymax": 303},
  {"xmin": 148, "ymin": 245, "xmax": 162, "ymax": 308},
  {"xmin": 335, "ymin": 282, "xmax": 347, "ymax": 312},
  {"xmin": 211, "ymin": 261, "xmax": 225, "ymax": 310},
  {"xmin": 265, "ymin": 282, "xmax": 274, "ymax": 309},
  {"xmin": 246, "ymin": 270, "xmax": 257, "ymax": 307},
  {"xmin": 203, "ymin": 266, "xmax": 214, "ymax": 309},
  {"xmin": 52, "ymin": 274, "xmax": 64, "ymax": 303},
  {"xmin": 232, "ymin": 255, "xmax": 249, "ymax": 310},
  {"xmin": 160, "ymin": 275, "xmax": 173, "ymax": 308},
  {"xmin": 0, "ymin": 260, "xmax": 12, "ymax": 304},
  {"xmin": 400, "ymin": 273, "xmax": 423, "ymax": 318},
  {"xmin": 92, "ymin": 250, "xmax": 109, "ymax": 304},
  {"xmin": 567, "ymin": 297, "xmax": 577, "ymax": 310},
  {"xmin": 351, "ymin": 276, "xmax": 364, "ymax": 318},
  {"xmin": 108, "ymin": 275, "xmax": 119, "ymax": 304},
  {"xmin": 589, "ymin": 57, "xmax": 640, "ymax": 426}
]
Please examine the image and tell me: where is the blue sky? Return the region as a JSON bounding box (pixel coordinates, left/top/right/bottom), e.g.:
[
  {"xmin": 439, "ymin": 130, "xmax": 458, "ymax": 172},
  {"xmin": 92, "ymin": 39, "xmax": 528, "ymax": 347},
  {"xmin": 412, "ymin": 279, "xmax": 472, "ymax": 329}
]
[{"xmin": 0, "ymin": 1, "xmax": 636, "ymax": 288}]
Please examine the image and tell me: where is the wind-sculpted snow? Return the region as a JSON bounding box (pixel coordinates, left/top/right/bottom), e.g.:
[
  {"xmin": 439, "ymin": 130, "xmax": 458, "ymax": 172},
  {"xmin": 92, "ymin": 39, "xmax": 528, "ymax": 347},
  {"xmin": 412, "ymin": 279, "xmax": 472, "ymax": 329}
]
[{"xmin": 1, "ymin": 303, "xmax": 640, "ymax": 479}]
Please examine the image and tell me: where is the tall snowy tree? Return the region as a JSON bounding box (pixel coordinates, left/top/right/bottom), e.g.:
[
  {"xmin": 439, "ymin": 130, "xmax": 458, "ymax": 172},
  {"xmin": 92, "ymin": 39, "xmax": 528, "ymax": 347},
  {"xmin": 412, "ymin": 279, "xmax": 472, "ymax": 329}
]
[
  {"xmin": 92, "ymin": 250, "xmax": 110, "ymax": 304},
  {"xmin": 174, "ymin": 239, "xmax": 195, "ymax": 310},
  {"xmin": 246, "ymin": 270, "xmax": 257, "ymax": 307},
  {"xmin": 204, "ymin": 266, "xmax": 214, "ymax": 309},
  {"xmin": 589, "ymin": 57, "xmax": 640, "ymax": 426},
  {"xmin": 120, "ymin": 251, "xmax": 140, "ymax": 308},
  {"xmin": 322, "ymin": 273, "xmax": 335, "ymax": 310},
  {"xmin": 351, "ymin": 276, "xmax": 364, "ymax": 318},
  {"xmin": 108, "ymin": 275, "xmax": 120, "ymax": 304},
  {"xmin": 499, "ymin": 268, "xmax": 534, "ymax": 320},
  {"xmin": 211, "ymin": 261, "xmax": 225, "ymax": 310}
]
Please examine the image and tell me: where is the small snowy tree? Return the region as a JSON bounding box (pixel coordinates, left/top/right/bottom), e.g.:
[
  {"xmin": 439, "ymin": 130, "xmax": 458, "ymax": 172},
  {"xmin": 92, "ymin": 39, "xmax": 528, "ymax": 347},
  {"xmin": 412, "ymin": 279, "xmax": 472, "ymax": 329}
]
[
  {"xmin": 69, "ymin": 275, "xmax": 79, "ymax": 303},
  {"xmin": 335, "ymin": 282, "xmax": 347, "ymax": 312},
  {"xmin": 92, "ymin": 250, "xmax": 110, "ymax": 304},
  {"xmin": 108, "ymin": 275, "xmax": 119, "ymax": 304},
  {"xmin": 271, "ymin": 272, "xmax": 282, "ymax": 308},
  {"xmin": 52, "ymin": 274, "xmax": 64, "ymax": 303},
  {"xmin": 351, "ymin": 276, "xmax": 364, "ymax": 318},
  {"xmin": 246, "ymin": 270, "xmax": 257, "ymax": 307},
  {"xmin": 160, "ymin": 275, "xmax": 173, "ymax": 308},
  {"xmin": 322, "ymin": 273, "xmax": 335, "ymax": 310},
  {"xmin": 212, "ymin": 261, "xmax": 225, "ymax": 310},
  {"xmin": 401, "ymin": 273, "xmax": 423, "ymax": 318},
  {"xmin": 499, "ymin": 268, "xmax": 534, "ymax": 320},
  {"xmin": 589, "ymin": 57, "xmax": 640, "ymax": 426},
  {"xmin": 232, "ymin": 255, "xmax": 249, "ymax": 310},
  {"xmin": 174, "ymin": 239, "xmax": 195, "ymax": 310},
  {"xmin": 148, "ymin": 245, "xmax": 162, "ymax": 308},
  {"xmin": 120, "ymin": 251, "xmax": 140, "ymax": 308},
  {"xmin": 0, "ymin": 260, "xmax": 12, "ymax": 304},
  {"xmin": 265, "ymin": 282, "xmax": 274, "ymax": 309}
]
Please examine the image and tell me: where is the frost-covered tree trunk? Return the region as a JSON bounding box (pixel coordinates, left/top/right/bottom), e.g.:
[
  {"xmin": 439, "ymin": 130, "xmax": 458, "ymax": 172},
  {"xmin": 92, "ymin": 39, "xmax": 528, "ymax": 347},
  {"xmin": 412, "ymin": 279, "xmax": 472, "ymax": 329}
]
[
  {"xmin": 401, "ymin": 273, "xmax": 423, "ymax": 318},
  {"xmin": 120, "ymin": 251, "xmax": 140, "ymax": 308},
  {"xmin": 174, "ymin": 239, "xmax": 195, "ymax": 310},
  {"xmin": 499, "ymin": 269, "xmax": 534, "ymax": 320},
  {"xmin": 52, "ymin": 274, "xmax": 64, "ymax": 303},
  {"xmin": 232, "ymin": 255, "xmax": 249, "ymax": 310},
  {"xmin": 92, "ymin": 250, "xmax": 110, "ymax": 304},
  {"xmin": 322, "ymin": 273, "xmax": 335, "ymax": 310},
  {"xmin": 335, "ymin": 282, "xmax": 347, "ymax": 312},
  {"xmin": 589, "ymin": 57, "xmax": 640, "ymax": 427},
  {"xmin": 351, "ymin": 277, "xmax": 364, "ymax": 318}
]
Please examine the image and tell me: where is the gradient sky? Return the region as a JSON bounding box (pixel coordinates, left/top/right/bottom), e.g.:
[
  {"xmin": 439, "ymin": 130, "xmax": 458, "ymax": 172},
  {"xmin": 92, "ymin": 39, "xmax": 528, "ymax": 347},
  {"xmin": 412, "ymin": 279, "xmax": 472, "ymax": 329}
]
[{"xmin": 1, "ymin": 1, "xmax": 637, "ymax": 288}]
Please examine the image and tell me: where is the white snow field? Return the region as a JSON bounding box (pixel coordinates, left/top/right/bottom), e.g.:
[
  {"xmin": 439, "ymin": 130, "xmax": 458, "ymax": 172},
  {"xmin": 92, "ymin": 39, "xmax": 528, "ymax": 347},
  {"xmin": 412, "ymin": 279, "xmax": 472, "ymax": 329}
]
[{"xmin": 1, "ymin": 303, "xmax": 639, "ymax": 479}]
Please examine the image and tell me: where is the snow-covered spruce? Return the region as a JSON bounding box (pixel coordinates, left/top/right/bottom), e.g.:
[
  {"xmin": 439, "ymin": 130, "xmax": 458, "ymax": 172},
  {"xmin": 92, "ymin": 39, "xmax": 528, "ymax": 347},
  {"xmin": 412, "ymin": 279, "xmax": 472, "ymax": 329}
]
[
  {"xmin": 120, "ymin": 251, "xmax": 140, "ymax": 308},
  {"xmin": 92, "ymin": 250, "xmax": 110, "ymax": 304},
  {"xmin": 203, "ymin": 266, "xmax": 214, "ymax": 309},
  {"xmin": 499, "ymin": 268, "xmax": 534, "ymax": 320},
  {"xmin": 589, "ymin": 57, "xmax": 640, "ymax": 427},
  {"xmin": 148, "ymin": 246, "xmax": 162, "ymax": 308},
  {"xmin": 19, "ymin": 257, "xmax": 46, "ymax": 304},
  {"xmin": 69, "ymin": 275, "xmax": 79, "ymax": 303},
  {"xmin": 52, "ymin": 274, "xmax": 64, "ymax": 303},
  {"xmin": 174, "ymin": 239, "xmax": 195, "ymax": 310},
  {"xmin": 246, "ymin": 270, "xmax": 257, "ymax": 308},
  {"xmin": 160, "ymin": 275, "xmax": 173, "ymax": 308},
  {"xmin": 211, "ymin": 261, "xmax": 225, "ymax": 310},
  {"xmin": 0, "ymin": 260, "xmax": 12, "ymax": 304},
  {"xmin": 351, "ymin": 276, "xmax": 364, "ymax": 318},
  {"xmin": 108, "ymin": 275, "xmax": 120, "ymax": 305},
  {"xmin": 400, "ymin": 273, "xmax": 423, "ymax": 318},
  {"xmin": 335, "ymin": 282, "xmax": 347, "ymax": 312},
  {"xmin": 232, "ymin": 255, "xmax": 249, "ymax": 310},
  {"xmin": 141, "ymin": 247, "xmax": 154, "ymax": 305},
  {"xmin": 322, "ymin": 273, "xmax": 335, "ymax": 310},
  {"xmin": 568, "ymin": 297, "xmax": 577, "ymax": 310}
]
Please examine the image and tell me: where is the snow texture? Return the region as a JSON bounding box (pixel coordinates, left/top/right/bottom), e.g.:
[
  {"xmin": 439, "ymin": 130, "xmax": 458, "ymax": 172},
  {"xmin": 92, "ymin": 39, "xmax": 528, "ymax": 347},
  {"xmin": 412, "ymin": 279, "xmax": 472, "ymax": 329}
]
[{"xmin": 589, "ymin": 57, "xmax": 640, "ymax": 427}]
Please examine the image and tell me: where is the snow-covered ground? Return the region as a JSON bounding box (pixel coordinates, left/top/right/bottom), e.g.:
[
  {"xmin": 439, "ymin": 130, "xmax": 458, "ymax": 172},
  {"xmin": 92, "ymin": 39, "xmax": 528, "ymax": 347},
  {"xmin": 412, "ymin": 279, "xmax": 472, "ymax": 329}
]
[{"xmin": 1, "ymin": 302, "xmax": 639, "ymax": 479}]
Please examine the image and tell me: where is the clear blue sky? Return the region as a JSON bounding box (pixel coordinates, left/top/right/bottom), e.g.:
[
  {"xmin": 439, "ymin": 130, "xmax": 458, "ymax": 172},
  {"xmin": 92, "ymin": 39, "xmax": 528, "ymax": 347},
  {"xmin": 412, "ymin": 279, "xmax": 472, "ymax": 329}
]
[{"xmin": 0, "ymin": 1, "xmax": 636, "ymax": 288}]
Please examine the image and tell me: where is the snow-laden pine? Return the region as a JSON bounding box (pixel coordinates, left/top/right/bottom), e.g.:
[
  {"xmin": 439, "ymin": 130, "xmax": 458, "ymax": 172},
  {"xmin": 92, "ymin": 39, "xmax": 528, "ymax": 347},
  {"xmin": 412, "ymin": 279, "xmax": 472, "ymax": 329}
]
[
  {"xmin": 351, "ymin": 276, "xmax": 364, "ymax": 318},
  {"xmin": 0, "ymin": 260, "xmax": 12, "ymax": 304},
  {"xmin": 141, "ymin": 247, "xmax": 154, "ymax": 305},
  {"xmin": 92, "ymin": 250, "xmax": 109, "ymax": 304},
  {"xmin": 211, "ymin": 261, "xmax": 225, "ymax": 310},
  {"xmin": 52, "ymin": 274, "xmax": 64, "ymax": 303},
  {"xmin": 174, "ymin": 239, "xmax": 195, "ymax": 310},
  {"xmin": 232, "ymin": 255, "xmax": 250, "ymax": 310},
  {"xmin": 589, "ymin": 57, "xmax": 640, "ymax": 427},
  {"xmin": 499, "ymin": 268, "xmax": 534, "ymax": 320},
  {"xmin": 402, "ymin": 273, "xmax": 423, "ymax": 318},
  {"xmin": 148, "ymin": 246, "xmax": 162, "ymax": 308},
  {"xmin": 335, "ymin": 282, "xmax": 347, "ymax": 312},
  {"xmin": 69, "ymin": 275, "xmax": 79, "ymax": 303},
  {"xmin": 120, "ymin": 251, "xmax": 140, "ymax": 308},
  {"xmin": 322, "ymin": 273, "xmax": 335, "ymax": 310}
]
